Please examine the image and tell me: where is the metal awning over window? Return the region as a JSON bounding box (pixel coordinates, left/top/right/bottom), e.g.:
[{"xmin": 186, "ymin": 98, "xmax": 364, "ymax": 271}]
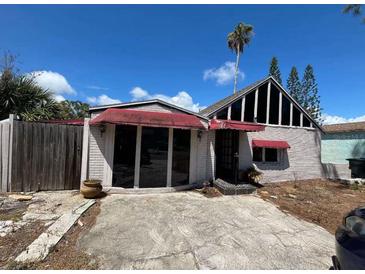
[
  {"xmin": 252, "ymin": 139, "xmax": 290, "ymax": 149},
  {"xmin": 89, "ymin": 108, "xmax": 206, "ymax": 130},
  {"xmin": 209, "ymin": 119, "xmax": 265, "ymax": 132}
]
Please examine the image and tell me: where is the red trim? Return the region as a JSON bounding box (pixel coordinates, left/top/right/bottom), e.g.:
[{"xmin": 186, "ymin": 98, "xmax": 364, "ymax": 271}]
[
  {"xmin": 209, "ymin": 119, "xmax": 265, "ymax": 132},
  {"xmin": 40, "ymin": 119, "xmax": 84, "ymax": 125},
  {"xmin": 89, "ymin": 108, "xmax": 206, "ymax": 130},
  {"xmin": 252, "ymin": 139, "xmax": 290, "ymax": 149}
]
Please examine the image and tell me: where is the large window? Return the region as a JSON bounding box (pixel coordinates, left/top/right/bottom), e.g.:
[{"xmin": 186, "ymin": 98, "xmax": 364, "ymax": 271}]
[
  {"xmin": 112, "ymin": 125, "xmax": 137, "ymax": 188},
  {"xmin": 281, "ymin": 95, "xmax": 291, "ymax": 126},
  {"xmin": 269, "ymin": 85, "xmax": 280, "ymax": 124},
  {"xmin": 216, "ymin": 107, "xmax": 228, "ymax": 120},
  {"xmin": 172, "ymin": 129, "xmax": 190, "ymax": 186},
  {"xmin": 244, "ymin": 91, "xmax": 255, "ymax": 122},
  {"xmin": 303, "ymin": 115, "xmax": 311, "ymax": 127},
  {"xmin": 230, "ymin": 99, "xmax": 242, "ymax": 121},
  {"xmin": 257, "ymin": 84, "xmax": 268, "ymax": 123},
  {"xmin": 139, "ymin": 127, "xmax": 168, "ymax": 188},
  {"xmin": 292, "ymin": 106, "xmax": 301, "ymax": 126}
]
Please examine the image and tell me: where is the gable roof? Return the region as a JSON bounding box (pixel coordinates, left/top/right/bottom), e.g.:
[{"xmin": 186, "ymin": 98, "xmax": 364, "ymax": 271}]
[
  {"xmin": 199, "ymin": 77, "xmax": 268, "ymax": 116},
  {"xmin": 199, "ymin": 76, "xmax": 323, "ymax": 131},
  {"xmin": 89, "ymin": 99, "xmax": 209, "ymax": 120},
  {"xmin": 323, "ymin": 121, "xmax": 365, "ymax": 133}
]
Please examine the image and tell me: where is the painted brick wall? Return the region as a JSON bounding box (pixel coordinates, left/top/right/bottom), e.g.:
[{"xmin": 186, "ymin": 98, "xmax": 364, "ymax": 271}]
[
  {"xmin": 88, "ymin": 126, "xmax": 105, "ymax": 180},
  {"xmin": 321, "ymin": 131, "xmax": 365, "ymax": 164},
  {"xmin": 238, "ymin": 126, "xmax": 323, "ymax": 183},
  {"xmin": 205, "ymin": 131, "xmax": 215, "ymax": 181},
  {"xmin": 322, "ymin": 163, "xmax": 351, "ymax": 179}
]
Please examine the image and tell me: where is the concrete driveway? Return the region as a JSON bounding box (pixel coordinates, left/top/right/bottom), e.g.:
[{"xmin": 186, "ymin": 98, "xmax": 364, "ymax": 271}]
[{"xmin": 79, "ymin": 192, "xmax": 335, "ymax": 270}]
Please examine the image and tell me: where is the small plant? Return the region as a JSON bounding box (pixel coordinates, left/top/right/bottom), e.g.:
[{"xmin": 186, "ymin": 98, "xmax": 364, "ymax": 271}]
[
  {"xmin": 247, "ymin": 166, "xmax": 263, "ymax": 184},
  {"xmin": 350, "ymin": 183, "xmax": 359, "ymax": 191}
]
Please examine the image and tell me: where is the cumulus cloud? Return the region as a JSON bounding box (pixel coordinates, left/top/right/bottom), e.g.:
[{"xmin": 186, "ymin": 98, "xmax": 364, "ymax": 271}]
[
  {"xmin": 322, "ymin": 113, "xmax": 365, "ymax": 125},
  {"xmin": 86, "ymin": 94, "xmax": 121, "ymax": 105},
  {"xmin": 30, "ymin": 71, "xmax": 76, "ymax": 96},
  {"xmin": 129, "ymin": 87, "xmax": 204, "ymax": 113},
  {"xmin": 203, "ymin": 61, "xmax": 244, "ymax": 85}
]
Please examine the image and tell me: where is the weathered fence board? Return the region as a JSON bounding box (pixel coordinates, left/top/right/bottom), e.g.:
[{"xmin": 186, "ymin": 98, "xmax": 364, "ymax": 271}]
[
  {"xmin": 0, "ymin": 122, "xmax": 11, "ymax": 192},
  {"xmin": 11, "ymin": 120, "xmax": 83, "ymax": 192}
]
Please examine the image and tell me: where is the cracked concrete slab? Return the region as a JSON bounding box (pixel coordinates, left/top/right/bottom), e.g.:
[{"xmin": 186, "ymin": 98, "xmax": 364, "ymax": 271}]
[
  {"xmin": 15, "ymin": 199, "xmax": 95, "ymax": 263},
  {"xmin": 80, "ymin": 192, "xmax": 335, "ymax": 270}
]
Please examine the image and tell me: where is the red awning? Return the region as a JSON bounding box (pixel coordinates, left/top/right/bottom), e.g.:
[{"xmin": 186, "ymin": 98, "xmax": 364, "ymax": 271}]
[
  {"xmin": 89, "ymin": 108, "xmax": 206, "ymax": 130},
  {"xmin": 209, "ymin": 119, "xmax": 265, "ymax": 132},
  {"xmin": 252, "ymin": 139, "xmax": 290, "ymax": 149}
]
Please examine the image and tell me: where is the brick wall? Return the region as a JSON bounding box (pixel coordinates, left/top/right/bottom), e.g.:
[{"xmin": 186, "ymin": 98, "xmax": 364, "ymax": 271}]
[{"xmin": 239, "ymin": 125, "xmax": 324, "ymax": 183}]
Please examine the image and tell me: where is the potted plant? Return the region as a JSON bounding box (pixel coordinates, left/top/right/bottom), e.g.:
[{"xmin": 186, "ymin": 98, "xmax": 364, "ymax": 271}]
[
  {"xmin": 81, "ymin": 179, "xmax": 103, "ymax": 198},
  {"xmin": 247, "ymin": 167, "xmax": 263, "ymax": 184}
]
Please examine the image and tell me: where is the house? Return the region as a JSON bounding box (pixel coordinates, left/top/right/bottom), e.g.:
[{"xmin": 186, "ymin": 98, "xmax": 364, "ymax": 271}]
[
  {"xmin": 321, "ymin": 121, "xmax": 365, "ymax": 179},
  {"xmin": 81, "ymin": 76, "xmax": 324, "ymax": 191}
]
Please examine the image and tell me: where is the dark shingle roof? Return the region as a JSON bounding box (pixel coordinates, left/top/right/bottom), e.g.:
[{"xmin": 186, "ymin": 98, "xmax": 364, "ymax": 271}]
[
  {"xmin": 323, "ymin": 121, "xmax": 365, "ymax": 133},
  {"xmin": 199, "ymin": 77, "xmax": 270, "ymax": 116}
]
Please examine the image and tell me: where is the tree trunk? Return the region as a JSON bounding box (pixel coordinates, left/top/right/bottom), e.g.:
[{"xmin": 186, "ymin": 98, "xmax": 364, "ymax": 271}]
[{"xmin": 233, "ymin": 44, "xmax": 241, "ymax": 94}]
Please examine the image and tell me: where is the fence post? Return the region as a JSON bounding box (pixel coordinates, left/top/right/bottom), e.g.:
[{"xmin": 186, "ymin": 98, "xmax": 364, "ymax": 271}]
[
  {"xmin": 8, "ymin": 114, "xmax": 14, "ymax": 192},
  {"xmin": 80, "ymin": 118, "xmax": 90, "ymax": 186}
]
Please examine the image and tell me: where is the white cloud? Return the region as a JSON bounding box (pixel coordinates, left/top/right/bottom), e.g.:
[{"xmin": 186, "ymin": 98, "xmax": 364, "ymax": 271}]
[
  {"xmin": 86, "ymin": 85, "xmax": 109, "ymax": 91},
  {"xmin": 54, "ymin": 95, "xmax": 66, "ymax": 102},
  {"xmin": 203, "ymin": 61, "xmax": 244, "ymax": 85},
  {"xmin": 86, "ymin": 94, "xmax": 121, "ymax": 105},
  {"xmin": 129, "ymin": 87, "xmax": 204, "ymax": 113},
  {"xmin": 30, "ymin": 71, "xmax": 76, "ymax": 96},
  {"xmin": 322, "ymin": 113, "xmax": 365, "ymax": 125}
]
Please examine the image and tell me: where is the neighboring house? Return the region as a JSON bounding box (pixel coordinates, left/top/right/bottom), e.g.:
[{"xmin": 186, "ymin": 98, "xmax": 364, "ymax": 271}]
[
  {"xmin": 81, "ymin": 76, "xmax": 324, "ymax": 191},
  {"xmin": 321, "ymin": 121, "xmax": 365, "ymax": 179}
]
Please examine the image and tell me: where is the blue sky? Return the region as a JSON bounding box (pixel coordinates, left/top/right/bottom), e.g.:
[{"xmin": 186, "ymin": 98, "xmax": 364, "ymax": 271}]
[{"xmin": 0, "ymin": 4, "xmax": 364, "ymax": 124}]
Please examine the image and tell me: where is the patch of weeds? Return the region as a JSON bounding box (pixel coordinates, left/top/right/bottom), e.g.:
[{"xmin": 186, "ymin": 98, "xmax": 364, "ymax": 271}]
[
  {"xmin": 6, "ymin": 260, "xmax": 37, "ymax": 270},
  {"xmin": 350, "ymin": 183, "xmax": 359, "ymax": 191},
  {"xmin": 0, "ymin": 211, "xmax": 24, "ymax": 222}
]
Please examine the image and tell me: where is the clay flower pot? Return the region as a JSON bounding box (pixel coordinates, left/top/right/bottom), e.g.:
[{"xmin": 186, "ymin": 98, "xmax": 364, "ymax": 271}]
[{"xmin": 81, "ymin": 179, "xmax": 102, "ymax": 199}]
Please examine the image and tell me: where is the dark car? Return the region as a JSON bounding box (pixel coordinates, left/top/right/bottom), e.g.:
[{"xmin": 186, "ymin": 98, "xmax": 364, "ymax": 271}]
[{"xmin": 333, "ymin": 206, "xmax": 365, "ymax": 270}]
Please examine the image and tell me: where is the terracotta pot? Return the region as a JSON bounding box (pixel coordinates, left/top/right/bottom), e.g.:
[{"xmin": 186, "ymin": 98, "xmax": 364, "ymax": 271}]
[{"xmin": 81, "ymin": 179, "xmax": 102, "ymax": 198}]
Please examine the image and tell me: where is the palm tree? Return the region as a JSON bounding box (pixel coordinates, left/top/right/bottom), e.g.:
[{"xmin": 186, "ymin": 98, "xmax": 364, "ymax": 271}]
[
  {"xmin": 227, "ymin": 22, "xmax": 254, "ymax": 94},
  {"xmin": 343, "ymin": 4, "xmax": 364, "ymax": 23}
]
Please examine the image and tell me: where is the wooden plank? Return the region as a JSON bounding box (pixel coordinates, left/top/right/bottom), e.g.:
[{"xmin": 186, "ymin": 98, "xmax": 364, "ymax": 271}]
[
  {"xmin": 59, "ymin": 125, "xmax": 67, "ymax": 190},
  {"xmin": 80, "ymin": 119, "xmax": 89, "ymax": 184},
  {"xmin": 16, "ymin": 121, "xmax": 24, "ymax": 192},
  {"xmin": 0, "ymin": 124, "xmax": 3, "ymax": 192},
  {"xmin": 74, "ymin": 126, "xmax": 83, "ymax": 189},
  {"xmin": 41, "ymin": 124, "xmax": 49, "ymax": 190},
  {"xmin": 24, "ymin": 122, "xmax": 31, "ymax": 192},
  {"xmin": 2, "ymin": 123, "xmax": 10, "ymax": 192}
]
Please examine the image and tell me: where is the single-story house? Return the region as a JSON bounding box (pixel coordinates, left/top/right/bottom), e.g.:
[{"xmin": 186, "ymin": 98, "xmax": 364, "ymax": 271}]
[
  {"xmin": 81, "ymin": 76, "xmax": 324, "ymax": 191},
  {"xmin": 321, "ymin": 121, "xmax": 365, "ymax": 179}
]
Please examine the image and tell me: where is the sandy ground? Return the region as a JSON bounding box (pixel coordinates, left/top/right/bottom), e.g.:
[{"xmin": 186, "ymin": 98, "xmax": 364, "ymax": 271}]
[
  {"xmin": 258, "ymin": 179, "xmax": 365, "ymax": 234},
  {"xmin": 80, "ymin": 191, "xmax": 335, "ymax": 270}
]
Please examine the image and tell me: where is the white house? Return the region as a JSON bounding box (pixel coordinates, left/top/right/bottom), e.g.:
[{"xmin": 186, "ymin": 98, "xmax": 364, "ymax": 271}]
[{"xmin": 81, "ymin": 76, "xmax": 324, "ymax": 191}]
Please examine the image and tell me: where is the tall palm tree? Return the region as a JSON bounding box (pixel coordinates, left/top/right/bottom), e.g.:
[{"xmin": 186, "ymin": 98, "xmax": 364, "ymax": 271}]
[{"xmin": 227, "ymin": 22, "xmax": 254, "ymax": 94}]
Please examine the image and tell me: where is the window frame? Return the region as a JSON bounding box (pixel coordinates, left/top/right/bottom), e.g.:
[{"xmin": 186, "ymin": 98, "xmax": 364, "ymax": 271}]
[{"xmin": 252, "ymin": 147, "xmax": 281, "ymax": 163}]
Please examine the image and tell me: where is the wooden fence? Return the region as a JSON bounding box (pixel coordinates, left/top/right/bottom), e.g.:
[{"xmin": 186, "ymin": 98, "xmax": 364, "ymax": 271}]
[
  {"xmin": 0, "ymin": 118, "xmax": 84, "ymax": 192},
  {"xmin": 0, "ymin": 120, "xmax": 12, "ymax": 192}
]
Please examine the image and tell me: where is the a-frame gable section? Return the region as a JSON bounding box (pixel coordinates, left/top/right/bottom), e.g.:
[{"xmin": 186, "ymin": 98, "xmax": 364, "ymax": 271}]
[
  {"xmin": 269, "ymin": 76, "xmax": 322, "ymax": 130},
  {"xmin": 201, "ymin": 76, "xmax": 322, "ymax": 131}
]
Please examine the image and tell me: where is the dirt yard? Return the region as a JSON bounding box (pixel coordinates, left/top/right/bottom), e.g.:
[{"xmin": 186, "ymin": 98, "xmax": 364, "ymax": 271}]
[
  {"xmin": 258, "ymin": 179, "xmax": 365, "ymax": 234},
  {"xmin": 0, "ymin": 191, "xmax": 100, "ymax": 270}
]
